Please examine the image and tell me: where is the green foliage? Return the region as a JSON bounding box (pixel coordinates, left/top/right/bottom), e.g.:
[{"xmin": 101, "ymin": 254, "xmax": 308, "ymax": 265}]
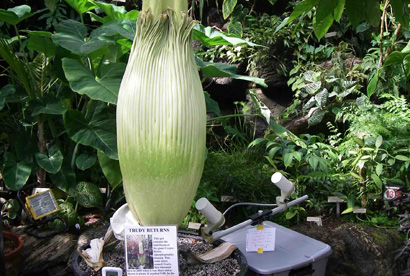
[
  {"xmin": 97, "ymin": 150, "xmax": 122, "ymax": 188},
  {"xmin": 0, "ymin": 1, "xmax": 266, "ymax": 220},
  {"xmin": 0, "ymin": 5, "xmax": 35, "ymax": 25},
  {"xmin": 75, "ymin": 152, "xmax": 97, "ymax": 171},
  {"xmin": 69, "ymin": 181, "xmax": 103, "ymax": 207},
  {"xmin": 196, "ymin": 57, "xmax": 267, "ymax": 87},
  {"xmin": 64, "ymin": 0, "xmax": 97, "ymax": 15},
  {"xmin": 49, "ymin": 201, "xmax": 81, "ymax": 230},
  {"xmin": 222, "ymin": 0, "xmax": 237, "ymax": 19},
  {"xmin": 63, "ymin": 105, "xmax": 118, "ymax": 160},
  {"xmin": 62, "ymin": 58, "xmax": 126, "ymax": 104},
  {"xmin": 286, "ymin": 50, "xmax": 361, "ymax": 126},
  {"xmin": 35, "ymin": 145, "xmax": 64, "ymax": 174},
  {"xmin": 285, "ymin": 0, "xmax": 381, "ymax": 40},
  {"xmin": 200, "ymin": 150, "xmax": 274, "ymax": 203}
]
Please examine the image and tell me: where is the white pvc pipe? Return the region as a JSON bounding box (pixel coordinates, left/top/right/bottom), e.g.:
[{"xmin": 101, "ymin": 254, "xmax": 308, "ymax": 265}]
[{"xmin": 212, "ymin": 195, "xmax": 309, "ymax": 241}]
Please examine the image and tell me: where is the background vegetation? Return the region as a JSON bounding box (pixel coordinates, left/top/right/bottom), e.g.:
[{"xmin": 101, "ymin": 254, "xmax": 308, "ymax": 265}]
[{"xmin": 0, "ymin": 0, "xmax": 409, "ymax": 244}]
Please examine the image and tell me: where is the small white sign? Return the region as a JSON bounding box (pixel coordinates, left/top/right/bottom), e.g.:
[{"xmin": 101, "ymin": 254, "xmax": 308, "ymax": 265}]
[
  {"xmin": 187, "ymin": 222, "xmax": 201, "ymax": 230},
  {"xmin": 221, "ymin": 195, "xmax": 235, "ymax": 202},
  {"xmin": 125, "ymin": 226, "xmax": 179, "ymax": 276},
  {"xmin": 328, "ymin": 196, "xmax": 345, "ymax": 203},
  {"xmin": 307, "ymin": 216, "xmax": 323, "ymax": 226},
  {"xmin": 353, "ymin": 208, "xmax": 367, "ymax": 214},
  {"xmin": 246, "ymin": 226, "xmax": 276, "ymax": 253},
  {"xmin": 325, "ymin": 31, "xmax": 337, "ymax": 38}
]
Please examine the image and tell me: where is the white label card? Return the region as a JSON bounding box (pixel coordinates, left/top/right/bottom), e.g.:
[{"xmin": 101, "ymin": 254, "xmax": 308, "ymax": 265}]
[
  {"xmin": 125, "ymin": 226, "xmax": 179, "ymax": 276},
  {"xmin": 246, "ymin": 226, "xmax": 276, "ymax": 252}
]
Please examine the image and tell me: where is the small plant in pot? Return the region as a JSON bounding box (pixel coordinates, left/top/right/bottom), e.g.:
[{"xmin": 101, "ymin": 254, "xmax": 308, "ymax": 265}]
[{"xmin": 2, "ymin": 231, "xmax": 24, "ymax": 276}]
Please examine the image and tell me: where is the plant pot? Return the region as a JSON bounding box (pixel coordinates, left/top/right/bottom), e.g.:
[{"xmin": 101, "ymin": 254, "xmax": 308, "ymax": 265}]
[
  {"xmin": 3, "ymin": 231, "xmax": 24, "ymax": 276},
  {"xmin": 72, "ymin": 240, "xmax": 248, "ymax": 276}
]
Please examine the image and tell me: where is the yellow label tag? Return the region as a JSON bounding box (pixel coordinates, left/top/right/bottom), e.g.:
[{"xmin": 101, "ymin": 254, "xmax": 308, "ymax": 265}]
[
  {"xmin": 256, "ymin": 225, "xmax": 264, "ymax": 230},
  {"xmin": 257, "ymin": 248, "xmax": 264, "ymax": 254}
]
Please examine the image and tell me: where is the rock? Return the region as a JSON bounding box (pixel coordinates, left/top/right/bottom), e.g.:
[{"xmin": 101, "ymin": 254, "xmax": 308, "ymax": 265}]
[
  {"xmin": 14, "ymin": 228, "xmax": 77, "ymax": 276},
  {"xmin": 336, "ymin": 223, "xmax": 402, "ymax": 276},
  {"xmin": 292, "ymin": 219, "xmax": 360, "ymax": 276},
  {"xmin": 292, "ymin": 218, "xmax": 403, "ymax": 276}
]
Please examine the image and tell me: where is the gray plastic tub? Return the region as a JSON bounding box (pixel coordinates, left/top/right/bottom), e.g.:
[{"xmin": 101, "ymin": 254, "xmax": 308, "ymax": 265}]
[{"xmin": 221, "ymin": 221, "xmax": 332, "ymax": 276}]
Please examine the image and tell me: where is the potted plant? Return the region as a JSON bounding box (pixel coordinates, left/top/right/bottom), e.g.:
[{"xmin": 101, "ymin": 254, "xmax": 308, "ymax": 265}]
[{"xmin": 2, "ymin": 231, "xmax": 24, "ymax": 276}]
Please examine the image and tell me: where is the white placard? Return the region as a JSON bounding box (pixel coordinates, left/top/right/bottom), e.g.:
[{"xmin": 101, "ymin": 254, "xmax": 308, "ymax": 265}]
[
  {"xmin": 125, "ymin": 226, "xmax": 179, "ymax": 276},
  {"xmin": 307, "ymin": 216, "xmax": 323, "ymax": 226},
  {"xmin": 325, "ymin": 31, "xmax": 337, "ymax": 38},
  {"xmin": 353, "ymin": 208, "xmax": 367, "ymax": 214},
  {"xmin": 187, "ymin": 222, "xmax": 201, "ymax": 230},
  {"xmin": 246, "ymin": 226, "xmax": 276, "ymax": 253},
  {"xmin": 328, "ymin": 196, "xmax": 345, "ymax": 203}
]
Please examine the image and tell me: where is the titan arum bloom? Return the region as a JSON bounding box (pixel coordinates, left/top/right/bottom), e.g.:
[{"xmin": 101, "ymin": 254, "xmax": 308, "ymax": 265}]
[{"xmin": 116, "ymin": 0, "xmax": 206, "ymax": 225}]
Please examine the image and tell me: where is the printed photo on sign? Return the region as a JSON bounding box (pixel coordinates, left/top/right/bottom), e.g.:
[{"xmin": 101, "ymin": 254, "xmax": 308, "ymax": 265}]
[
  {"xmin": 125, "ymin": 226, "xmax": 179, "ymax": 276},
  {"xmin": 126, "ymin": 235, "xmax": 154, "ymax": 269}
]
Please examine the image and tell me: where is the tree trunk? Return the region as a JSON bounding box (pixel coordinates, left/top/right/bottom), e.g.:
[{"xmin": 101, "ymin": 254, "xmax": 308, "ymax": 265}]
[{"xmin": 37, "ymin": 120, "xmax": 46, "ymax": 187}]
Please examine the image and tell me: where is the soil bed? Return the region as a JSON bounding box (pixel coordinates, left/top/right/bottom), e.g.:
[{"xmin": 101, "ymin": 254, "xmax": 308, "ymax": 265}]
[{"xmin": 79, "ymin": 237, "xmax": 241, "ymax": 276}]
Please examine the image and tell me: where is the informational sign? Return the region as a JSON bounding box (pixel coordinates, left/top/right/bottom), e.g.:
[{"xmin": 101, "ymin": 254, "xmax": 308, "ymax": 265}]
[
  {"xmin": 246, "ymin": 225, "xmax": 276, "ymax": 254},
  {"xmin": 25, "ymin": 190, "xmax": 60, "ymax": 220},
  {"xmin": 125, "ymin": 226, "xmax": 179, "ymax": 276}
]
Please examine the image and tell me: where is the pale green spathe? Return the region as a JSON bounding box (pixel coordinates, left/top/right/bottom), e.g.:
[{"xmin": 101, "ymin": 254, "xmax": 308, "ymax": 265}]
[{"xmin": 116, "ymin": 10, "xmax": 206, "ymax": 225}]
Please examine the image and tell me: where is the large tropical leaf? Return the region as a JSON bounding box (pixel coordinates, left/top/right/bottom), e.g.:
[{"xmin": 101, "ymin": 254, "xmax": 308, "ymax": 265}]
[
  {"xmin": 227, "ymin": 21, "xmax": 242, "ymax": 37},
  {"xmin": 76, "ymin": 152, "xmax": 97, "ymax": 170},
  {"xmin": 64, "ymin": 105, "xmax": 118, "ymax": 159},
  {"xmin": 308, "ymin": 109, "xmax": 326, "ymax": 126},
  {"xmin": 0, "ymin": 5, "xmax": 34, "ymax": 25},
  {"xmin": 35, "ymin": 145, "xmax": 63, "ymax": 174},
  {"xmin": 27, "ymin": 34, "xmax": 56, "ymax": 57},
  {"xmin": 2, "ymin": 159, "xmax": 32, "ymax": 191},
  {"xmin": 88, "ymin": 2, "xmax": 138, "ymax": 23},
  {"xmin": 193, "ymin": 24, "xmax": 258, "ymax": 46},
  {"xmin": 0, "ymin": 84, "xmax": 16, "ymax": 111},
  {"xmin": 313, "ymin": 0, "xmax": 337, "ymax": 40},
  {"xmin": 315, "ymin": 89, "xmax": 329, "ymax": 109},
  {"xmin": 90, "ymin": 19, "xmax": 136, "ymax": 41},
  {"xmin": 196, "ymin": 57, "xmax": 267, "ymax": 87},
  {"xmin": 49, "ymin": 166, "xmax": 76, "ymax": 192},
  {"xmin": 391, "ymin": 0, "xmax": 410, "ymax": 26},
  {"xmin": 31, "ymin": 95, "xmax": 67, "ymax": 116},
  {"xmin": 64, "ymin": 0, "xmax": 97, "ymax": 14},
  {"xmin": 53, "ymin": 20, "xmax": 113, "ymax": 55},
  {"xmin": 222, "ymin": 0, "xmax": 237, "ymax": 19},
  {"xmin": 287, "ymin": 0, "xmax": 319, "ymax": 23},
  {"xmin": 97, "ymin": 150, "xmax": 122, "ymax": 187},
  {"xmin": 62, "ymin": 58, "xmax": 125, "ymax": 104}
]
